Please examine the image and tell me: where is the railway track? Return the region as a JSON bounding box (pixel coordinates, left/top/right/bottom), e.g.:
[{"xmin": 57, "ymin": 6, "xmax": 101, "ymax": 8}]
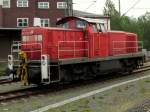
[
  {"xmin": 0, "ymin": 79, "xmax": 14, "ymax": 85},
  {"xmin": 0, "ymin": 63, "xmax": 150, "ymax": 103},
  {"xmin": 0, "ymin": 76, "xmax": 12, "ymax": 84},
  {"xmin": 0, "ymin": 86, "xmax": 39, "ymax": 102},
  {"xmin": 0, "ymin": 76, "xmax": 17, "ymax": 85},
  {"xmin": 134, "ymin": 64, "xmax": 150, "ymax": 73}
]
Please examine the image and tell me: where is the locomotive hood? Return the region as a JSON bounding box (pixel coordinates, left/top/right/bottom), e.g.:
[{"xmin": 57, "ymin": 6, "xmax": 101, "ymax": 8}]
[{"xmin": 107, "ymin": 31, "xmax": 137, "ymax": 37}]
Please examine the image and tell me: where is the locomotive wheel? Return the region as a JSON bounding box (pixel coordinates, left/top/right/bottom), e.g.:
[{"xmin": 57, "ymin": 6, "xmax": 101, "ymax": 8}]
[
  {"xmin": 72, "ymin": 65, "xmax": 83, "ymax": 80},
  {"xmin": 72, "ymin": 64, "xmax": 83, "ymax": 74},
  {"xmin": 82, "ymin": 65, "xmax": 93, "ymax": 80},
  {"xmin": 91, "ymin": 63, "xmax": 100, "ymax": 76},
  {"xmin": 126, "ymin": 66, "xmax": 133, "ymax": 74},
  {"xmin": 60, "ymin": 68, "xmax": 72, "ymax": 82}
]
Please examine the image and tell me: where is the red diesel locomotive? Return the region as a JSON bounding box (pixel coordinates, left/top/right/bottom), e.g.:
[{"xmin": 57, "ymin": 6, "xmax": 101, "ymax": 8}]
[{"xmin": 7, "ymin": 16, "xmax": 145, "ymax": 85}]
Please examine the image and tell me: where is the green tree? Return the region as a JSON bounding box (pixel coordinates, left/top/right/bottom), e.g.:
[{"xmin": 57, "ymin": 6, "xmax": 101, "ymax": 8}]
[
  {"xmin": 103, "ymin": 0, "xmax": 150, "ymax": 49},
  {"xmin": 103, "ymin": 0, "xmax": 121, "ymax": 30},
  {"xmin": 103, "ymin": 0, "xmax": 119, "ymax": 16},
  {"xmin": 138, "ymin": 13, "xmax": 150, "ymax": 50}
]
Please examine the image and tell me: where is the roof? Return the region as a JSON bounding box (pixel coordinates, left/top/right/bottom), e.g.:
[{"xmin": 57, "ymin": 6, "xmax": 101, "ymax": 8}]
[
  {"xmin": 73, "ymin": 10, "xmax": 109, "ymax": 18},
  {"xmin": 56, "ymin": 16, "xmax": 107, "ymax": 25}
]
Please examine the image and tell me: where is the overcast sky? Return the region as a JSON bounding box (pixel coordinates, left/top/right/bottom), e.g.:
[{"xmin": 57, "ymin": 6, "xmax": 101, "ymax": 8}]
[
  {"xmin": 73, "ymin": 0, "xmax": 150, "ymax": 17},
  {"xmin": 0, "ymin": 0, "xmax": 149, "ymax": 17}
]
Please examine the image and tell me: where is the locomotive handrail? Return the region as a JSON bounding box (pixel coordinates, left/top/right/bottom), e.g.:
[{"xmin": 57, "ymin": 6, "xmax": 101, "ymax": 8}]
[
  {"xmin": 59, "ymin": 49, "xmax": 89, "ymax": 51},
  {"xmin": 58, "ymin": 41, "xmax": 89, "ymax": 59},
  {"xmin": 11, "ymin": 41, "xmax": 43, "ymax": 62},
  {"xmin": 11, "ymin": 42, "xmax": 42, "ymax": 53},
  {"xmin": 112, "ymin": 41, "xmax": 143, "ymax": 55}
]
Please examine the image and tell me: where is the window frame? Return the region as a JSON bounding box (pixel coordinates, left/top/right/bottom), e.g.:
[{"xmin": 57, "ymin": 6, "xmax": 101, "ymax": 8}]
[
  {"xmin": 40, "ymin": 18, "xmax": 50, "ymax": 27},
  {"xmin": 17, "ymin": 0, "xmax": 29, "ymax": 7},
  {"xmin": 38, "ymin": 2, "xmax": 49, "ymax": 9},
  {"xmin": 57, "ymin": 2, "xmax": 67, "ymax": 9},
  {"xmin": 2, "ymin": 0, "xmax": 10, "ymax": 8},
  {"xmin": 17, "ymin": 18, "xmax": 29, "ymax": 27}
]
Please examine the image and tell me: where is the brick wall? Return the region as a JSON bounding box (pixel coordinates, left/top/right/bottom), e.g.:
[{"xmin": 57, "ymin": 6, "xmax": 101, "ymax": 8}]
[{"xmin": 1, "ymin": 0, "xmax": 72, "ymax": 28}]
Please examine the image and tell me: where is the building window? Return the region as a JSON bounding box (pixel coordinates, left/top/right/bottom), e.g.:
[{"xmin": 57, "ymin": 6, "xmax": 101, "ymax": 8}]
[
  {"xmin": 17, "ymin": 0, "xmax": 28, "ymax": 7},
  {"xmin": 2, "ymin": 0, "xmax": 10, "ymax": 8},
  {"xmin": 17, "ymin": 18, "xmax": 29, "ymax": 27},
  {"xmin": 57, "ymin": 2, "xmax": 67, "ymax": 9},
  {"xmin": 41, "ymin": 19, "xmax": 50, "ymax": 27},
  {"xmin": 38, "ymin": 2, "xmax": 49, "ymax": 9}
]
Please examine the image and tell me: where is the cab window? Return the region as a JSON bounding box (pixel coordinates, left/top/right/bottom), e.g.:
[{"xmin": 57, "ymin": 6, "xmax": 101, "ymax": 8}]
[
  {"xmin": 76, "ymin": 20, "xmax": 86, "ymax": 28},
  {"xmin": 92, "ymin": 24, "xmax": 98, "ymax": 32},
  {"xmin": 100, "ymin": 23, "xmax": 106, "ymax": 32},
  {"xmin": 97, "ymin": 23, "xmax": 106, "ymax": 32},
  {"xmin": 57, "ymin": 22, "xmax": 69, "ymax": 28}
]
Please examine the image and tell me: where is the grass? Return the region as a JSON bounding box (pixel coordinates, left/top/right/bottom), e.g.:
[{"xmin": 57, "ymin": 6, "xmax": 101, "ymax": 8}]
[{"xmin": 47, "ymin": 78, "xmax": 150, "ymax": 112}]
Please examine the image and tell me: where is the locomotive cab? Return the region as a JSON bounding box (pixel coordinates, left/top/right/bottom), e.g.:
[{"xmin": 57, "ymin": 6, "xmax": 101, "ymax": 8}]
[
  {"xmin": 57, "ymin": 16, "xmax": 107, "ymax": 32},
  {"xmin": 56, "ymin": 16, "xmax": 109, "ymax": 57}
]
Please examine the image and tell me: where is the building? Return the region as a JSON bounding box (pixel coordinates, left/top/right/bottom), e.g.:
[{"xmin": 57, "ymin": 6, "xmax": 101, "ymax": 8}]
[
  {"xmin": 0, "ymin": 0, "xmax": 73, "ymax": 60},
  {"xmin": 0, "ymin": 0, "xmax": 110, "ymax": 60},
  {"xmin": 0, "ymin": 0, "xmax": 73, "ymax": 28}
]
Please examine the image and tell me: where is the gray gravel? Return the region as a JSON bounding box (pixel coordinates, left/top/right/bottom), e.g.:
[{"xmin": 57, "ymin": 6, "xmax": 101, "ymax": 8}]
[{"xmin": 127, "ymin": 100, "xmax": 150, "ymax": 112}]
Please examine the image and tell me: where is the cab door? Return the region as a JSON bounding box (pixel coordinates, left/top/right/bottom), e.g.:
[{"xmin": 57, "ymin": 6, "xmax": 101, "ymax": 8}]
[
  {"xmin": 97, "ymin": 23, "xmax": 109, "ymax": 57},
  {"xmin": 86, "ymin": 23, "xmax": 109, "ymax": 58},
  {"xmin": 86, "ymin": 23, "xmax": 100, "ymax": 58},
  {"xmin": 92, "ymin": 24, "xmax": 101, "ymax": 57}
]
